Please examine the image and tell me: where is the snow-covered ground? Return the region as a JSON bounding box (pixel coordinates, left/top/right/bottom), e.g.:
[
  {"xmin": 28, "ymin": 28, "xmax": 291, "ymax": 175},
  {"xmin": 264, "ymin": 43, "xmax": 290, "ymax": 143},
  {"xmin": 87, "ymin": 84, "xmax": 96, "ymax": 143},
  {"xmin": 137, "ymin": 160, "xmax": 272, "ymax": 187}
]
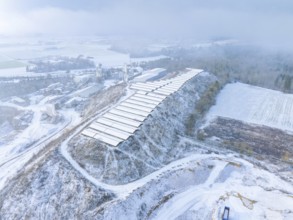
[
  {"xmin": 206, "ymin": 82, "xmax": 293, "ymax": 133},
  {"xmin": 97, "ymin": 150, "xmax": 293, "ymax": 220},
  {"xmin": 0, "ymin": 95, "xmax": 81, "ymax": 190},
  {"xmin": 151, "ymin": 155, "xmax": 293, "ymax": 220},
  {"xmin": 71, "ymin": 85, "xmax": 102, "ymax": 98},
  {"xmin": 0, "ymin": 67, "xmax": 28, "ymax": 77}
]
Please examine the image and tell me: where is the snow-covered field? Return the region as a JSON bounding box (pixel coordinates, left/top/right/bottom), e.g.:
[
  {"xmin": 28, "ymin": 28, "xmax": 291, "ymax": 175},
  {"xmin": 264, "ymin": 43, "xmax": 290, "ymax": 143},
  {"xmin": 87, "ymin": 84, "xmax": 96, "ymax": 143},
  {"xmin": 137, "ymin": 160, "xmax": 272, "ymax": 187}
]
[
  {"xmin": 206, "ymin": 82, "xmax": 293, "ymax": 132},
  {"xmin": 0, "ymin": 38, "xmax": 169, "ymax": 69},
  {"xmin": 0, "ymin": 67, "xmax": 29, "ymax": 77}
]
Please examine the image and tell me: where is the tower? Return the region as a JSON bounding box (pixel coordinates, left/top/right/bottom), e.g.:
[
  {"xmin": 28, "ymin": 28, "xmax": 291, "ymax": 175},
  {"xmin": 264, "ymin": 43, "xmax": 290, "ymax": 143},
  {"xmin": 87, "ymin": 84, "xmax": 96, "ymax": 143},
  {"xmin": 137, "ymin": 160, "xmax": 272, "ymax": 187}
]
[
  {"xmin": 123, "ymin": 64, "xmax": 128, "ymax": 83},
  {"xmin": 96, "ymin": 63, "xmax": 103, "ymax": 80}
]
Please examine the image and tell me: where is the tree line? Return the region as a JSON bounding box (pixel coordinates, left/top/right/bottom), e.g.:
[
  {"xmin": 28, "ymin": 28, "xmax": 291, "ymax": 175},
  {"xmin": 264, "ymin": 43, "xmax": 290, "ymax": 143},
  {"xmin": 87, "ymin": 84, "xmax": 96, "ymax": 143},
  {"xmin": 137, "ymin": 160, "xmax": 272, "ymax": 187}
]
[{"xmin": 142, "ymin": 44, "xmax": 293, "ymax": 93}]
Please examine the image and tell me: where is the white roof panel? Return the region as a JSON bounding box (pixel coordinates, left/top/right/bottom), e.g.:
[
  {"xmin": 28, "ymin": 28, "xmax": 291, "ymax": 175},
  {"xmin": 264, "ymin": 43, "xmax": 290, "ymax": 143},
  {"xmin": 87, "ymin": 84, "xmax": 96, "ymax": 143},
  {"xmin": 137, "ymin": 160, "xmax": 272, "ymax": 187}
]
[
  {"xmin": 171, "ymin": 82, "xmax": 182, "ymax": 85},
  {"xmin": 93, "ymin": 132, "xmax": 123, "ymax": 147},
  {"xmin": 177, "ymin": 76, "xmax": 189, "ymax": 80},
  {"xmin": 82, "ymin": 129, "xmax": 96, "ymax": 138},
  {"xmin": 130, "ymin": 96, "xmax": 160, "ymax": 105},
  {"xmin": 116, "ymin": 105, "xmax": 149, "ymax": 117},
  {"xmin": 103, "ymin": 113, "xmax": 142, "ymax": 127},
  {"xmin": 131, "ymin": 83, "xmax": 158, "ymax": 88},
  {"xmin": 146, "ymin": 93, "xmax": 167, "ymax": 99},
  {"xmin": 174, "ymin": 77, "xmax": 189, "ymax": 81},
  {"xmin": 90, "ymin": 122, "xmax": 131, "ymax": 140},
  {"xmin": 134, "ymin": 94, "xmax": 163, "ymax": 102},
  {"xmin": 82, "ymin": 128, "xmax": 123, "ymax": 146},
  {"xmin": 173, "ymin": 77, "xmax": 187, "ymax": 80},
  {"xmin": 110, "ymin": 108, "xmax": 146, "ymax": 121},
  {"xmin": 121, "ymin": 102, "xmax": 153, "ymax": 113},
  {"xmin": 159, "ymin": 87, "xmax": 176, "ymax": 92},
  {"xmin": 125, "ymin": 99, "xmax": 157, "ymax": 109},
  {"xmin": 164, "ymin": 84, "xmax": 181, "ymax": 88},
  {"xmin": 136, "ymin": 91, "xmax": 147, "ymax": 95},
  {"xmin": 153, "ymin": 90, "xmax": 172, "ymax": 95},
  {"xmin": 178, "ymin": 75, "xmax": 191, "ymax": 78},
  {"xmin": 139, "ymin": 82, "xmax": 166, "ymax": 86},
  {"xmin": 167, "ymin": 82, "xmax": 182, "ymax": 86},
  {"xmin": 97, "ymin": 118, "xmax": 138, "ymax": 133},
  {"xmin": 170, "ymin": 82, "xmax": 186, "ymax": 86},
  {"xmin": 163, "ymin": 86, "xmax": 181, "ymax": 91},
  {"xmin": 131, "ymin": 87, "xmax": 153, "ymax": 92}
]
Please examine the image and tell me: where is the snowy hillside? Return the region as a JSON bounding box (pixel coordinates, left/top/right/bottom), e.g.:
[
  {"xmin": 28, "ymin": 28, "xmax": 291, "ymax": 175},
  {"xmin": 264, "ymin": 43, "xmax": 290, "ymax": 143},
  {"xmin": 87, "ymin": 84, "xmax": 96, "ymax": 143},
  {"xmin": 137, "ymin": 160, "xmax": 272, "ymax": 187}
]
[{"xmin": 67, "ymin": 72, "xmax": 218, "ymax": 185}]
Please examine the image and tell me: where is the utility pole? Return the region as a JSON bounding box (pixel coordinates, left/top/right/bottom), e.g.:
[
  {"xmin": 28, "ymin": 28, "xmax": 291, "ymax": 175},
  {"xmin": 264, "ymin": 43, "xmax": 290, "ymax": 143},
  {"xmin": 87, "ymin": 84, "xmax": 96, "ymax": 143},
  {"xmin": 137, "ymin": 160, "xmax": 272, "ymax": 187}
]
[{"xmin": 123, "ymin": 64, "xmax": 129, "ymax": 83}]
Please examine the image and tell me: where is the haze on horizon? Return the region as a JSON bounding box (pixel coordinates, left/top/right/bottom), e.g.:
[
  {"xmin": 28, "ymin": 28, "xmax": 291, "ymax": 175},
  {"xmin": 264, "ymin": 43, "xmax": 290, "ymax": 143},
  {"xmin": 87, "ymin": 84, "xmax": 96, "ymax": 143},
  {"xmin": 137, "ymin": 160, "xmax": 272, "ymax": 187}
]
[{"xmin": 0, "ymin": 0, "xmax": 293, "ymax": 49}]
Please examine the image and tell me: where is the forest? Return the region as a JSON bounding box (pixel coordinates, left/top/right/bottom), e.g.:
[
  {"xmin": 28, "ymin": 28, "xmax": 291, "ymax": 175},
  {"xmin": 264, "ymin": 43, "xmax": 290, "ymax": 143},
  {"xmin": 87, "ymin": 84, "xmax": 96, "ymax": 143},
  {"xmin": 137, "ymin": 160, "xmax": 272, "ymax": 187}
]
[{"xmin": 142, "ymin": 44, "xmax": 293, "ymax": 93}]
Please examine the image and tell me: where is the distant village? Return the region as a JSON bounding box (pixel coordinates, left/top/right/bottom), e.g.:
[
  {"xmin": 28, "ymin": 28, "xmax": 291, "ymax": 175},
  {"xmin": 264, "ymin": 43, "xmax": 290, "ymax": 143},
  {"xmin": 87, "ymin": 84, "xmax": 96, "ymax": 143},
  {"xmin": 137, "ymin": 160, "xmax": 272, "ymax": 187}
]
[{"xmin": 0, "ymin": 54, "xmax": 167, "ymax": 100}]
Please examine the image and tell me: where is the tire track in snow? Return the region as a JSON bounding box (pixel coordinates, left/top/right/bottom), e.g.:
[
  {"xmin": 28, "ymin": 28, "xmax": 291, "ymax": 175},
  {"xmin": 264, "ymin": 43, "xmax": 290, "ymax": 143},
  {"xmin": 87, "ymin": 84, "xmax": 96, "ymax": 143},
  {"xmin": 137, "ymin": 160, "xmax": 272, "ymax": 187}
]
[{"xmin": 152, "ymin": 161, "xmax": 228, "ymax": 220}]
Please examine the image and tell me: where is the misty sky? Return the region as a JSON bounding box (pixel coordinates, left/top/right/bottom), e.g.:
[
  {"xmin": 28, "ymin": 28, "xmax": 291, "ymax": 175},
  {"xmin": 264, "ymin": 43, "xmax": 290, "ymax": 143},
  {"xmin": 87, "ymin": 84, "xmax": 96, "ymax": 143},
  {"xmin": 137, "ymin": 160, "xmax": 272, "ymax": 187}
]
[{"xmin": 0, "ymin": 0, "xmax": 293, "ymax": 46}]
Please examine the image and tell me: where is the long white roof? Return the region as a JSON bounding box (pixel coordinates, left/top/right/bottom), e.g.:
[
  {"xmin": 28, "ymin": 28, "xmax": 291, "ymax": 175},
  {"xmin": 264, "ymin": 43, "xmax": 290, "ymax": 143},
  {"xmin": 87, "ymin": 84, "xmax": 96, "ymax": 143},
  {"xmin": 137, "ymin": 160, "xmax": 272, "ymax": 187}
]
[
  {"xmin": 130, "ymin": 96, "xmax": 161, "ymax": 105},
  {"xmin": 116, "ymin": 105, "xmax": 149, "ymax": 117},
  {"xmin": 90, "ymin": 122, "xmax": 131, "ymax": 140},
  {"xmin": 146, "ymin": 93, "xmax": 166, "ymax": 99},
  {"xmin": 97, "ymin": 118, "xmax": 137, "ymax": 133},
  {"xmin": 82, "ymin": 129, "xmax": 97, "ymax": 138},
  {"xmin": 82, "ymin": 128, "xmax": 123, "ymax": 146},
  {"xmin": 110, "ymin": 109, "xmax": 146, "ymax": 121},
  {"xmin": 134, "ymin": 94, "xmax": 163, "ymax": 102},
  {"xmin": 125, "ymin": 99, "xmax": 157, "ymax": 109},
  {"xmin": 120, "ymin": 102, "xmax": 153, "ymax": 113},
  {"xmin": 103, "ymin": 113, "xmax": 142, "ymax": 127}
]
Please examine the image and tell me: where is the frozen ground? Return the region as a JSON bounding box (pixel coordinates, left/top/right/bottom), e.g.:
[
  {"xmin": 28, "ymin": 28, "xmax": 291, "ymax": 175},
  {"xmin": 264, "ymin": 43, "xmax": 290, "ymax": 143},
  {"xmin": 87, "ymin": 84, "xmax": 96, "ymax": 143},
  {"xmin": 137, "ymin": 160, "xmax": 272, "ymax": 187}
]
[
  {"xmin": 0, "ymin": 67, "xmax": 29, "ymax": 77},
  {"xmin": 151, "ymin": 155, "xmax": 293, "ymax": 220},
  {"xmin": 99, "ymin": 151, "xmax": 293, "ymax": 220},
  {"xmin": 206, "ymin": 82, "xmax": 293, "ymax": 133},
  {"xmin": 0, "ymin": 94, "xmax": 81, "ymax": 190}
]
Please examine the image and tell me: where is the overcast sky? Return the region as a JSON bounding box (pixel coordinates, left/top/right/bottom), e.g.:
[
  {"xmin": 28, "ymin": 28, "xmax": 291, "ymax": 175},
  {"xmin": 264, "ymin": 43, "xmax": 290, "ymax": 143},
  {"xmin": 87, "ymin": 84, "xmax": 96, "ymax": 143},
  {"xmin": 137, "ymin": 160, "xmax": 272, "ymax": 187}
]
[{"xmin": 0, "ymin": 0, "xmax": 293, "ymax": 47}]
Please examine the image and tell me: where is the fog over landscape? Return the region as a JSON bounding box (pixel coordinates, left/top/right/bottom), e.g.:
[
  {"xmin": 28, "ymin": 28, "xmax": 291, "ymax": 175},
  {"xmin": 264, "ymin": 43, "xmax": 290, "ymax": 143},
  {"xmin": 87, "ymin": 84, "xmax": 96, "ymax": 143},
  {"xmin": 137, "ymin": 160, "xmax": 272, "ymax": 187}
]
[
  {"xmin": 0, "ymin": 1, "xmax": 293, "ymax": 220},
  {"xmin": 1, "ymin": 0, "xmax": 293, "ymax": 48}
]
